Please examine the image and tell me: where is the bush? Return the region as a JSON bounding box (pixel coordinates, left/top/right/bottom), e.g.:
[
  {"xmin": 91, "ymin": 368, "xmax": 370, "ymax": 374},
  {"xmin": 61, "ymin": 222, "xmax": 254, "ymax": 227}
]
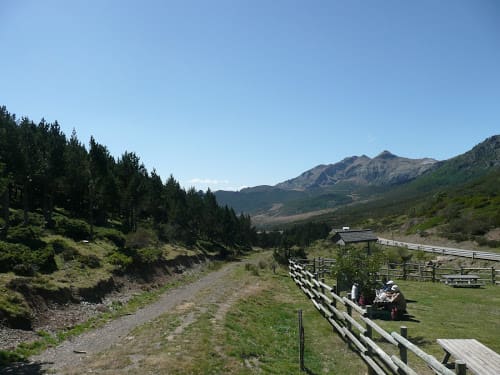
[
  {"xmin": 125, "ymin": 228, "xmax": 157, "ymax": 249},
  {"xmin": 0, "ymin": 241, "xmax": 57, "ymax": 275},
  {"xmin": 96, "ymin": 228, "xmax": 126, "ymax": 248},
  {"xmin": 384, "ymin": 247, "xmax": 413, "ymax": 264},
  {"xmin": 273, "ymin": 245, "xmax": 306, "ymax": 265},
  {"xmin": 106, "ymin": 251, "xmax": 133, "ymax": 271},
  {"xmin": 245, "ymin": 263, "xmax": 260, "ymax": 276},
  {"xmin": 55, "ymin": 217, "xmax": 90, "ymax": 241},
  {"xmin": 134, "ymin": 247, "xmax": 163, "ymax": 264},
  {"xmin": 61, "ymin": 247, "xmax": 80, "ymax": 261},
  {"xmin": 78, "ymin": 253, "xmax": 101, "ymax": 268},
  {"xmin": 6, "ymin": 226, "xmax": 46, "ymax": 249},
  {"xmin": 333, "ymin": 246, "xmax": 385, "ymax": 300},
  {"xmin": 51, "ymin": 238, "xmax": 69, "ymax": 254}
]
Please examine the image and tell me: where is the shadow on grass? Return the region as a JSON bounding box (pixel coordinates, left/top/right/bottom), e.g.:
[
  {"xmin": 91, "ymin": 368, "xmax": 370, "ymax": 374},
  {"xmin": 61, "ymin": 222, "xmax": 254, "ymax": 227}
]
[
  {"xmin": 370, "ymin": 311, "xmax": 421, "ymax": 323},
  {"xmin": 0, "ymin": 361, "xmax": 47, "ymax": 375},
  {"xmin": 303, "ymin": 366, "xmax": 319, "ymax": 375},
  {"xmin": 406, "ymin": 299, "xmax": 418, "ymax": 303},
  {"xmin": 409, "ymin": 336, "xmax": 432, "ymax": 346}
]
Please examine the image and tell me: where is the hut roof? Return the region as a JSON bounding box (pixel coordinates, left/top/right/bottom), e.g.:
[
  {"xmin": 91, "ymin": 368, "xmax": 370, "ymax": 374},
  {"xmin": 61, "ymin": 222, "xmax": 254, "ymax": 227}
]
[{"xmin": 331, "ymin": 229, "xmax": 378, "ymax": 245}]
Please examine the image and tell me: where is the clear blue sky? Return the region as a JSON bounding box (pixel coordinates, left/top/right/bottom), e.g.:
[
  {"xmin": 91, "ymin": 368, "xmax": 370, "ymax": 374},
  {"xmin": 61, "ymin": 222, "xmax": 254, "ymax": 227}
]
[{"xmin": 1, "ymin": 1, "xmax": 499, "ymax": 191}]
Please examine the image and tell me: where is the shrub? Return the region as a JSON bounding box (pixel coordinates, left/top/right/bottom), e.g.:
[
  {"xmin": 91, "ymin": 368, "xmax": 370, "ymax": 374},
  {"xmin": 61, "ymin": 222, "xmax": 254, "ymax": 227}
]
[
  {"xmin": 96, "ymin": 228, "xmax": 126, "ymax": 248},
  {"xmin": 384, "ymin": 247, "xmax": 413, "ymax": 264},
  {"xmin": 6, "ymin": 226, "xmax": 46, "ymax": 249},
  {"xmin": 0, "ymin": 241, "xmax": 57, "ymax": 274},
  {"xmin": 134, "ymin": 247, "xmax": 163, "ymax": 264},
  {"xmin": 245, "ymin": 263, "xmax": 260, "ymax": 276},
  {"xmin": 51, "ymin": 238, "xmax": 70, "ymax": 254},
  {"xmin": 333, "ymin": 246, "xmax": 385, "ymax": 301},
  {"xmin": 125, "ymin": 228, "xmax": 157, "ymax": 249},
  {"xmin": 55, "ymin": 217, "xmax": 90, "ymax": 241},
  {"xmin": 61, "ymin": 247, "xmax": 80, "ymax": 261},
  {"xmin": 106, "ymin": 251, "xmax": 133, "ymax": 271},
  {"xmin": 273, "ymin": 245, "xmax": 307, "ymax": 265},
  {"xmin": 78, "ymin": 253, "xmax": 101, "ymax": 268}
]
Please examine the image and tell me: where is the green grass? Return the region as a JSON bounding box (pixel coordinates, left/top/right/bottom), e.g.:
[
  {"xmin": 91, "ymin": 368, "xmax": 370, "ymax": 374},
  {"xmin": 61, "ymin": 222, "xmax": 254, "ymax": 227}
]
[{"xmin": 375, "ymin": 280, "xmax": 500, "ymax": 355}]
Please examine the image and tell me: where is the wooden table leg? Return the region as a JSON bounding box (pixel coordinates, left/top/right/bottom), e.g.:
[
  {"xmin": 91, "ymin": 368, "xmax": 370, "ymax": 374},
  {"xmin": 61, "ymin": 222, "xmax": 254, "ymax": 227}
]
[{"xmin": 441, "ymin": 351, "xmax": 451, "ymax": 364}]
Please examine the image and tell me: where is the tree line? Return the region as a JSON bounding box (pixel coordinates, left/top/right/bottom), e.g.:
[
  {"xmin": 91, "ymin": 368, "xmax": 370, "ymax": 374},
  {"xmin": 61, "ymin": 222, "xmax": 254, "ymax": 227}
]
[{"xmin": 0, "ymin": 106, "xmax": 255, "ymax": 248}]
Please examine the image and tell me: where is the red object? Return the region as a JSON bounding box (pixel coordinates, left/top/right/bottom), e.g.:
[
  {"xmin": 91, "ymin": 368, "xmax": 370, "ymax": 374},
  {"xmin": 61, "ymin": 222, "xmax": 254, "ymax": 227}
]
[{"xmin": 391, "ymin": 307, "xmax": 398, "ymax": 320}]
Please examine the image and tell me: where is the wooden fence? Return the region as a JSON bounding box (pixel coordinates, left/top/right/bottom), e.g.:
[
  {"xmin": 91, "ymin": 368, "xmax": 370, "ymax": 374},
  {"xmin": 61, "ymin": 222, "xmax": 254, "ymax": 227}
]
[
  {"xmin": 380, "ymin": 263, "xmax": 498, "ymax": 285},
  {"xmin": 289, "ymin": 259, "xmax": 467, "ymax": 375},
  {"xmin": 378, "ymin": 238, "xmax": 500, "ymax": 262},
  {"xmin": 297, "ymin": 257, "xmax": 498, "ymax": 286}
]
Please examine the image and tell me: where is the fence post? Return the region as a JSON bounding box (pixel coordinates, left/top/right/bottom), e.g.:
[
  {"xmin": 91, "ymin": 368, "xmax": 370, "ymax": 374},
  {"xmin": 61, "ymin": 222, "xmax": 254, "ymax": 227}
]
[
  {"xmin": 432, "ymin": 264, "xmax": 436, "ymax": 283},
  {"xmin": 346, "ymin": 301, "xmax": 352, "ymax": 331},
  {"xmin": 455, "ymin": 360, "xmax": 466, "ymax": 375},
  {"xmin": 399, "ymin": 326, "xmax": 408, "ymax": 364},
  {"xmin": 298, "ymin": 310, "xmax": 305, "ymax": 372},
  {"xmin": 492, "ymin": 267, "xmax": 495, "ymax": 285},
  {"xmin": 364, "ymin": 311, "xmax": 375, "ymax": 375},
  {"xmin": 366, "ymin": 305, "xmax": 373, "ymax": 320}
]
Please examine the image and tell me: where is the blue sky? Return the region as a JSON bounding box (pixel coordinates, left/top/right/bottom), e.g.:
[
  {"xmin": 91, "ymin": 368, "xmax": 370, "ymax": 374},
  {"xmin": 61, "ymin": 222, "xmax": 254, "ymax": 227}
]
[{"xmin": 1, "ymin": 1, "xmax": 499, "ymax": 191}]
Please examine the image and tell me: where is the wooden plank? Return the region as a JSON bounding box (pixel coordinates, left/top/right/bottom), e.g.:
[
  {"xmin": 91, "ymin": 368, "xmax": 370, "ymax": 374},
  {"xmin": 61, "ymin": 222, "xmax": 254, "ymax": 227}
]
[
  {"xmin": 326, "ymin": 303, "xmax": 345, "ymax": 321},
  {"xmin": 437, "ymin": 339, "xmax": 500, "ymax": 375},
  {"xmin": 360, "ymin": 352, "xmax": 387, "ymax": 375},
  {"xmin": 390, "ymin": 355, "xmax": 418, "ymax": 375},
  {"xmin": 342, "ymin": 312, "xmax": 367, "ymax": 335},
  {"xmin": 359, "ymin": 316, "xmax": 398, "ymax": 346},
  {"xmin": 342, "ymin": 326, "xmax": 368, "ymax": 355},
  {"xmin": 327, "ymin": 316, "xmax": 345, "ymax": 337},
  {"xmin": 343, "ymin": 297, "xmax": 367, "ymax": 316},
  {"xmin": 359, "ymin": 335, "xmax": 399, "ymax": 373},
  {"xmin": 330, "ymin": 290, "xmax": 345, "ymax": 305},
  {"xmin": 392, "ymin": 333, "xmax": 455, "ymax": 375}
]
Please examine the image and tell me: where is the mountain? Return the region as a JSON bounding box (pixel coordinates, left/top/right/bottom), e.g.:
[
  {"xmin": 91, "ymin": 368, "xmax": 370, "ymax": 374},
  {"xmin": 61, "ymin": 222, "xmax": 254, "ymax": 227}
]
[
  {"xmin": 215, "ymin": 151, "xmax": 439, "ymax": 217},
  {"xmin": 215, "ymin": 135, "xmax": 500, "ymax": 228},
  {"xmin": 275, "ymin": 152, "xmax": 437, "ymax": 190}
]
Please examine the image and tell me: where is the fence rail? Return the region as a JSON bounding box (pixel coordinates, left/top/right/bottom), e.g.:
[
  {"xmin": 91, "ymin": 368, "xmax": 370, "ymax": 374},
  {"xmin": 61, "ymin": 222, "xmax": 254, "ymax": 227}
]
[
  {"xmin": 290, "ymin": 259, "xmax": 468, "ymax": 374},
  {"xmin": 379, "ymin": 263, "xmax": 498, "ymax": 285},
  {"xmin": 378, "ymin": 238, "xmax": 500, "ymax": 262}
]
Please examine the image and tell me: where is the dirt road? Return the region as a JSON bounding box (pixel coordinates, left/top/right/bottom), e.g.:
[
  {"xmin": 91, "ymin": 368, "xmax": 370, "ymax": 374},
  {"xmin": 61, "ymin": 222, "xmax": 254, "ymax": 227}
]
[{"xmin": 2, "ymin": 259, "xmax": 255, "ymax": 374}]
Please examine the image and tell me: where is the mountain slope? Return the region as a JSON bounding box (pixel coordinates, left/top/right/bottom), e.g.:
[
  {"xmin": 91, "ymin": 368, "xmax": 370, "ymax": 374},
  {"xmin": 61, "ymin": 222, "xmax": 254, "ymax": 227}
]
[
  {"xmin": 276, "ymin": 152, "xmax": 437, "ymax": 190},
  {"xmin": 215, "ymin": 151, "xmax": 438, "ymax": 216}
]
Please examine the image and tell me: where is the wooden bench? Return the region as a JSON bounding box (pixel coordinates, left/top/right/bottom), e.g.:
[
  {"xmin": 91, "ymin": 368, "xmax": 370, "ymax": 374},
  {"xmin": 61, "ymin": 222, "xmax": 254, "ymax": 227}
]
[
  {"xmin": 437, "ymin": 339, "xmax": 500, "ymax": 375},
  {"xmin": 441, "ymin": 274, "xmax": 484, "ymax": 288}
]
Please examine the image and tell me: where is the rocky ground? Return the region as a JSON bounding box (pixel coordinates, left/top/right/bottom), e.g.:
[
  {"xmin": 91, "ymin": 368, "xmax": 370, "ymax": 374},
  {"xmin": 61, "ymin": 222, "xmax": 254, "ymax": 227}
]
[
  {"xmin": 0, "ymin": 262, "xmax": 205, "ymax": 353},
  {"xmin": 0, "ymin": 260, "xmax": 248, "ymax": 374}
]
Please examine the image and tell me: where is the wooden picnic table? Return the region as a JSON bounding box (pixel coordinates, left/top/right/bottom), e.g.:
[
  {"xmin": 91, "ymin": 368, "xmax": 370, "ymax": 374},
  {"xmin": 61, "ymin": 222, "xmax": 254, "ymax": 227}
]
[
  {"xmin": 441, "ymin": 274, "xmax": 483, "ymax": 288},
  {"xmin": 437, "ymin": 339, "xmax": 500, "ymax": 375}
]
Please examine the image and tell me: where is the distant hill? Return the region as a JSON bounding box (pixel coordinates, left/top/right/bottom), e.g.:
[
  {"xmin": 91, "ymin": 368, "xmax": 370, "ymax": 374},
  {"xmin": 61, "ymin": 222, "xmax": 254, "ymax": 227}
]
[{"xmin": 215, "ymin": 135, "xmax": 500, "ymax": 229}]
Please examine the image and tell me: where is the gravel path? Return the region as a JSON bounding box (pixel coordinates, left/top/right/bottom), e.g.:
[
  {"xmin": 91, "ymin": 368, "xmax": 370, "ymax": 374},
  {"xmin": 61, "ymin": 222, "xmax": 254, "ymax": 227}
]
[{"xmin": 1, "ymin": 261, "xmax": 243, "ymax": 375}]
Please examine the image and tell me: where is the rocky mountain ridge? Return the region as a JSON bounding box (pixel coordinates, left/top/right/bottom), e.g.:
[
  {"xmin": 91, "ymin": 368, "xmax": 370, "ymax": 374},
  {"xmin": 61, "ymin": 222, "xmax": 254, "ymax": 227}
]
[{"xmin": 275, "ymin": 151, "xmax": 437, "ymax": 191}]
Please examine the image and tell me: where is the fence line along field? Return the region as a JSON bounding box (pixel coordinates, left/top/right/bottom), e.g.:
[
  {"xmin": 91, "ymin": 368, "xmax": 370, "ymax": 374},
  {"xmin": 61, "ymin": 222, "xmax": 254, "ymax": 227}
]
[{"xmin": 289, "ymin": 258, "xmax": 500, "ymax": 375}]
